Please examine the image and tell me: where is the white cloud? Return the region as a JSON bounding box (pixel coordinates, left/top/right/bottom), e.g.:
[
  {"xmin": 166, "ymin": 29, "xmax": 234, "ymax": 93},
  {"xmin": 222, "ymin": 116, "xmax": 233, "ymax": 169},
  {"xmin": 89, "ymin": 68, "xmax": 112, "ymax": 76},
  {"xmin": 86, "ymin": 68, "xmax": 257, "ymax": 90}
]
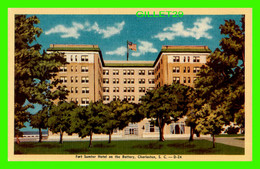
[
  {"xmin": 87, "ymin": 21, "xmax": 125, "ymax": 38},
  {"xmin": 153, "ymin": 17, "xmax": 213, "ymax": 41},
  {"xmin": 131, "ymin": 40, "xmax": 158, "ymax": 57},
  {"xmin": 45, "ymin": 21, "xmax": 125, "ymax": 39},
  {"xmin": 45, "ymin": 22, "xmax": 84, "ymax": 39},
  {"xmin": 106, "ymin": 46, "xmax": 127, "ymax": 56}
]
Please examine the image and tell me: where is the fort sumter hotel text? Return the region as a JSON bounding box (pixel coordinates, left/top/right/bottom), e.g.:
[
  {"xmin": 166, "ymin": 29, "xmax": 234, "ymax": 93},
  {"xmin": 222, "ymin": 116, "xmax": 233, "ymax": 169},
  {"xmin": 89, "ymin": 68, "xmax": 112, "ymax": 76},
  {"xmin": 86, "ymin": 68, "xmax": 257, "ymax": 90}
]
[{"xmin": 46, "ymin": 44, "xmax": 211, "ymax": 139}]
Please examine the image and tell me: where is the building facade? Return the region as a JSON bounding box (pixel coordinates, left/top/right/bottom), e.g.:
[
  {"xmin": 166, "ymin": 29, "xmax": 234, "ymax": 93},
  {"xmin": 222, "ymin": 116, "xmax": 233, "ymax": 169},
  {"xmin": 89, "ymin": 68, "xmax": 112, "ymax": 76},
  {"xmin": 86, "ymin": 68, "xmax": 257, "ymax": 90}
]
[{"xmin": 47, "ymin": 44, "xmax": 211, "ymax": 139}]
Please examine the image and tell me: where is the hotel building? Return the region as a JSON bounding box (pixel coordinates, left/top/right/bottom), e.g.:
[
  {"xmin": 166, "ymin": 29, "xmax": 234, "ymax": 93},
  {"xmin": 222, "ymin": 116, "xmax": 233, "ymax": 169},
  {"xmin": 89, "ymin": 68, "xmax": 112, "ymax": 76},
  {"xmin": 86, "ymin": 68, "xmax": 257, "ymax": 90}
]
[{"xmin": 47, "ymin": 44, "xmax": 211, "ymax": 138}]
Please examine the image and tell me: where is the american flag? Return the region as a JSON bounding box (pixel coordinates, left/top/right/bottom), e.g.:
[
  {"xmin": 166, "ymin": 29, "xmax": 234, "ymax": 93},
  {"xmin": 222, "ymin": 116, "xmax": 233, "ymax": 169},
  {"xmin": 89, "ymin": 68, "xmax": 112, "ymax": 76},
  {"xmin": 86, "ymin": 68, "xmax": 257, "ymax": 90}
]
[{"xmin": 128, "ymin": 41, "xmax": 137, "ymax": 51}]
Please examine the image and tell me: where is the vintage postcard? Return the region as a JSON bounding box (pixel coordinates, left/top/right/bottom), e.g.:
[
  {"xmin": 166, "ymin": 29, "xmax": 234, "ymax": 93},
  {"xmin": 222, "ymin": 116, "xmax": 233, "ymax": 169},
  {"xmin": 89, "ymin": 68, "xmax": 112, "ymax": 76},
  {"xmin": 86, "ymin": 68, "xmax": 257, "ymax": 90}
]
[{"xmin": 8, "ymin": 8, "xmax": 252, "ymax": 161}]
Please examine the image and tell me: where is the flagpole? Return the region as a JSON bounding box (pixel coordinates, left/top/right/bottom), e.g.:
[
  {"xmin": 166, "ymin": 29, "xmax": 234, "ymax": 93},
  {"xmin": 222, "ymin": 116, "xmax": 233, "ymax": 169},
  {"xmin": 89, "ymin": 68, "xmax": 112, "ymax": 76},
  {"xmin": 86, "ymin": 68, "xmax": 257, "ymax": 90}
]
[{"xmin": 127, "ymin": 40, "xmax": 129, "ymax": 61}]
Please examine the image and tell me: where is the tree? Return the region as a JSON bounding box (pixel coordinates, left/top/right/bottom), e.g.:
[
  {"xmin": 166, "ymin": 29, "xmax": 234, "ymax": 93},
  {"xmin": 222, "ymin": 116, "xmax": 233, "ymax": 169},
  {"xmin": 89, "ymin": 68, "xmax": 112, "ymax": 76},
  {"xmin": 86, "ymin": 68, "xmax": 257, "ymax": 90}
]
[
  {"xmin": 48, "ymin": 100, "xmax": 76, "ymax": 144},
  {"xmin": 72, "ymin": 101, "xmax": 107, "ymax": 148},
  {"xmin": 195, "ymin": 104, "xmax": 226, "ymax": 148},
  {"xmin": 104, "ymin": 100, "xmax": 144, "ymax": 143},
  {"xmin": 30, "ymin": 107, "xmax": 48, "ymax": 142},
  {"xmin": 15, "ymin": 15, "xmax": 42, "ymax": 140},
  {"xmin": 139, "ymin": 83, "xmax": 191, "ymax": 141},
  {"xmin": 194, "ymin": 16, "xmax": 245, "ymax": 144}
]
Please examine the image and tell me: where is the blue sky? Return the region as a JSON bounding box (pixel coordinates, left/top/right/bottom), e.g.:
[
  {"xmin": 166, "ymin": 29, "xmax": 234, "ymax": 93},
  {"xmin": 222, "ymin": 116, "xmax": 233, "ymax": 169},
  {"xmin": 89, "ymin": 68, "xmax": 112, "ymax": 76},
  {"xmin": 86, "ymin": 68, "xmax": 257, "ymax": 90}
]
[
  {"xmin": 36, "ymin": 14, "xmax": 243, "ymax": 61},
  {"xmin": 22, "ymin": 14, "xmax": 243, "ymax": 131}
]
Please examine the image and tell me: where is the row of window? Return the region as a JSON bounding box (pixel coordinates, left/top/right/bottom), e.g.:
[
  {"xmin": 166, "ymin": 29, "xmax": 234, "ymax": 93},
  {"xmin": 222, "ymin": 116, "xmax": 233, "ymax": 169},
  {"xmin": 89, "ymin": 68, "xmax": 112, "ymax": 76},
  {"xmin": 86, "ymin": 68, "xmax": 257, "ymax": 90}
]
[
  {"xmin": 70, "ymin": 98, "xmax": 89, "ymax": 105},
  {"xmin": 103, "ymin": 69, "xmax": 154, "ymax": 76},
  {"xmin": 103, "ymin": 87, "xmax": 155, "ymax": 93},
  {"xmin": 173, "ymin": 66, "xmax": 200, "ymax": 73},
  {"xmin": 103, "ymin": 78, "xmax": 154, "ymax": 84},
  {"xmin": 64, "ymin": 55, "xmax": 89, "ymax": 62},
  {"xmin": 173, "ymin": 77, "xmax": 197, "ymax": 83},
  {"xmin": 60, "ymin": 66, "xmax": 89, "ymax": 73},
  {"xmin": 69, "ymin": 87, "xmax": 89, "ymax": 94},
  {"xmin": 103, "ymin": 95, "xmax": 139, "ymax": 102},
  {"xmin": 172, "ymin": 56, "xmax": 200, "ymax": 63},
  {"xmin": 60, "ymin": 76, "xmax": 89, "ymax": 83}
]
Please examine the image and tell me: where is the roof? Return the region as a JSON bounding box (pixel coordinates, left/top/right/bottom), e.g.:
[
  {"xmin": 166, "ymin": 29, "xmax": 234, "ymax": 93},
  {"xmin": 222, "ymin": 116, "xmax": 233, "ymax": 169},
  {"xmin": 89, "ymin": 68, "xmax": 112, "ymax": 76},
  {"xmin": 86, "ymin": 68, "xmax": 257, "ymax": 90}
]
[
  {"xmin": 153, "ymin": 45, "xmax": 212, "ymax": 67},
  {"xmin": 104, "ymin": 62, "xmax": 154, "ymax": 67},
  {"xmin": 46, "ymin": 44, "xmax": 100, "ymax": 52}
]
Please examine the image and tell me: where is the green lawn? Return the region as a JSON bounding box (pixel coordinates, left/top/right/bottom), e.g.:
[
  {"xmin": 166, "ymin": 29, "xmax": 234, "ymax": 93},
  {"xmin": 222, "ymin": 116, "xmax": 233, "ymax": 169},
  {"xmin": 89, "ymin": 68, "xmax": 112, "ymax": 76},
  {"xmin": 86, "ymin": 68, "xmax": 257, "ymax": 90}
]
[{"xmin": 14, "ymin": 140, "xmax": 244, "ymax": 155}]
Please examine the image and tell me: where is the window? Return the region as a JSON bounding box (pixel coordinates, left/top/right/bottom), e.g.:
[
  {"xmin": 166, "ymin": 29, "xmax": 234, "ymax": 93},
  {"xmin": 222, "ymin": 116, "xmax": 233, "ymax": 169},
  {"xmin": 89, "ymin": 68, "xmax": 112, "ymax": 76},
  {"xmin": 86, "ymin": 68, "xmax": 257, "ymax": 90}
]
[
  {"xmin": 75, "ymin": 98, "xmax": 78, "ymax": 104},
  {"xmin": 131, "ymin": 96, "xmax": 135, "ymax": 101},
  {"xmin": 173, "ymin": 67, "xmax": 180, "ymax": 73},
  {"xmin": 103, "ymin": 87, "xmax": 109, "ymax": 93},
  {"xmin": 193, "ymin": 56, "xmax": 200, "ymax": 62},
  {"xmin": 81, "ymin": 55, "xmax": 88, "ymax": 62},
  {"xmin": 75, "ymin": 66, "xmax": 77, "ymax": 72},
  {"xmin": 103, "ymin": 95, "xmax": 110, "ymax": 101},
  {"xmin": 148, "ymin": 87, "xmax": 155, "ymax": 91},
  {"xmin": 139, "ymin": 87, "xmax": 145, "ymax": 92},
  {"xmin": 71, "ymin": 87, "xmax": 74, "ymax": 93},
  {"xmin": 130, "ymin": 70, "xmax": 134, "ymax": 75},
  {"xmin": 60, "ymin": 66, "xmax": 67, "ymax": 72},
  {"xmin": 113, "ymin": 95, "xmax": 120, "ymax": 101},
  {"xmin": 113, "ymin": 87, "xmax": 119, "ymax": 92},
  {"xmin": 183, "ymin": 56, "xmax": 186, "ymax": 62},
  {"xmin": 139, "ymin": 78, "xmax": 145, "ymax": 84},
  {"xmin": 71, "ymin": 66, "xmax": 73, "ymax": 72},
  {"xmin": 183, "ymin": 77, "xmax": 186, "ymax": 83},
  {"xmin": 75, "ymin": 55, "xmax": 77, "ymax": 61},
  {"xmin": 60, "ymin": 76, "xmax": 67, "ymax": 83},
  {"xmin": 75, "ymin": 76, "xmax": 78, "ymax": 83},
  {"xmin": 193, "ymin": 77, "xmax": 197, "ymax": 82},
  {"xmin": 75, "ymin": 87, "xmax": 78, "ymax": 93},
  {"xmin": 113, "ymin": 78, "xmax": 119, "ymax": 84},
  {"xmin": 81, "ymin": 66, "xmax": 88, "ymax": 72},
  {"xmin": 193, "ymin": 67, "xmax": 200, "ymax": 73},
  {"xmin": 148, "ymin": 70, "xmax": 154, "ymax": 75},
  {"xmin": 139, "ymin": 70, "xmax": 145, "ymax": 75},
  {"xmin": 187, "ymin": 66, "xmax": 190, "ymax": 73},
  {"xmin": 123, "ymin": 70, "xmax": 126, "ymax": 75},
  {"xmin": 123, "ymin": 87, "xmax": 127, "ymax": 92},
  {"xmin": 103, "ymin": 78, "xmax": 109, "ymax": 84},
  {"xmin": 127, "ymin": 70, "xmax": 131, "ymax": 75},
  {"xmin": 183, "ymin": 67, "xmax": 186, "ymax": 73},
  {"xmin": 81, "ymin": 98, "xmax": 89, "ymax": 104},
  {"xmin": 81, "ymin": 76, "xmax": 89, "ymax": 83},
  {"xmin": 139, "ymin": 96, "xmax": 142, "ymax": 101},
  {"xmin": 173, "ymin": 77, "xmax": 180, "ymax": 83},
  {"xmin": 173, "ymin": 56, "xmax": 180, "ymax": 62},
  {"xmin": 113, "ymin": 70, "xmax": 119, "ymax": 75},
  {"xmin": 103, "ymin": 70, "xmax": 109, "ymax": 75},
  {"xmin": 71, "ymin": 76, "xmax": 74, "ymax": 83},
  {"xmin": 71, "ymin": 98, "xmax": 74, "ymax": 102},
  {"xmin": 187, "ymin": 56, "xmax": 190, "ymax": 62},
  {"xmin": 64, "ymin": 55, "xmax": 67, "ymax": 61},
  {"xmin": 123, "ymin": 78, "xmax": 127, "ymax": 84},
  {"xmin": 71, "ymin": 55, "xmax": 73, "ymax": 62},
  {"xmin": 82, "ymin": 87, "xmax": 89, "ymax": 93},
  {"xmin": 131, "ymin": 78, "xmax": 135, "ymax": 84},
  {"xmin": 188, "ymin": 77, "xmax": 191, "ymax": 83},
  {"xmin": 148, "ymin": 79, "xmax": 154, "ymax": 84}
]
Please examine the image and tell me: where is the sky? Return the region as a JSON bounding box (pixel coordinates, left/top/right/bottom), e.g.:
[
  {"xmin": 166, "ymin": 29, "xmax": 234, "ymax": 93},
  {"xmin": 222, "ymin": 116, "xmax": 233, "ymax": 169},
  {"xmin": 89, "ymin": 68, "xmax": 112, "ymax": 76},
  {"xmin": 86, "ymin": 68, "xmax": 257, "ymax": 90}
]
[
  {"xmin": 35, "ymin": 14, "xmax": 243, "ymax": 61},
  {"xmin": 22, "ymin": 14, "xmax": 243, "ymax": 131}
]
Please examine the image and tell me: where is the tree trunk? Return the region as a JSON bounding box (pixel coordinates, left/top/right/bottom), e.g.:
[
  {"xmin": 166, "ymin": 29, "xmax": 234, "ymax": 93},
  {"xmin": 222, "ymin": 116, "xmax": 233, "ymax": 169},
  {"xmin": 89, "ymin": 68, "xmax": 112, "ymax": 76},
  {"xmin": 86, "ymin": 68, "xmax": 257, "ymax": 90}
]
[
  {"xmin": 39, "ymin": 128, "xmax": 42, "ymax": 143},
  {"xmin": 89, "ymin": 131, "xmax": 93, "ymax": 148},
  {"xmin": 59, "ymin": 129, "xmax": 63, "ymax": 144},
  {"xmin": 189, "ymin": 126, "xmax": 194, "ymax": 142},
  {"xmin": 212, "ymin": 134, "xmax": 215, "ymax": 148},
  {"xmin": 159, "ymin": 124, "xmax": 165, "ymax": 142},
  {"xmin": 108, "ymin": 130, "xmax": 112, "ymax": 143},
  {"xmin": 16, "ymin": 134, "xmax": 20, "ymax": 144}
]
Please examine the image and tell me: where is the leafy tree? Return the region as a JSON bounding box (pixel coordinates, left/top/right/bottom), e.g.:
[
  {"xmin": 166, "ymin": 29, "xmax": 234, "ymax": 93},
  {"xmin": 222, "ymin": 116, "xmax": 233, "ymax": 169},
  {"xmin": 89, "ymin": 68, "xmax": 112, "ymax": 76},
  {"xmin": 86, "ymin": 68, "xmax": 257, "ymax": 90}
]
[
  {"xmin": 15, "ymin": 15, "xmax": 42, "ymax": 139},
  {"xmin": 194, "ymin": 16, "xmax": 245, "ymax": 144},
  {"xmin": 48, "ymin": 100, "xmax": 75, "ymax": 144},
  {"xmin": 195, "ymin": 104, "xmax": 226, "ymax": 148},
  {"xmin": 72, "ymin": 101, "xmax": 107, "ymax": 148},
  {"xmin": 30, "ymin": 106, "xmax": 48, "ymax": 142},
  {"xmin": 140, "ymin": 83, "xmax": 191, "ymax": 141},
  {"xmin": 104, "ymin": 100, "xmax": 144, "ymax": 143}
]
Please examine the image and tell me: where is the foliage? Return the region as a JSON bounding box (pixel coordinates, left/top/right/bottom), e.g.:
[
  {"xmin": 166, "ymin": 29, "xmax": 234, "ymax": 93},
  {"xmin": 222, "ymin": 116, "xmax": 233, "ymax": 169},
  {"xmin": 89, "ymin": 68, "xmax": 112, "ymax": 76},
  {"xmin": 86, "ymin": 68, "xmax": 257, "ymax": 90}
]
[{"xmin": 140, "ymin": 82, "xmax": 191, "ymax": 141}]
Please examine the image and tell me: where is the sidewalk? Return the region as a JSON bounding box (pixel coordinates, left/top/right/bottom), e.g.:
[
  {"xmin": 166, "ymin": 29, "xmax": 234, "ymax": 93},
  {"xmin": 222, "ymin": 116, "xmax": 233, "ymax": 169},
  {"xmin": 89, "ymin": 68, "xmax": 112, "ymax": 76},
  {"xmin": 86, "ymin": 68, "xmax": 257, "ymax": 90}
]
[{"xmin": 202, "ymin": 137, "xmax": 245, "ymax": 148}]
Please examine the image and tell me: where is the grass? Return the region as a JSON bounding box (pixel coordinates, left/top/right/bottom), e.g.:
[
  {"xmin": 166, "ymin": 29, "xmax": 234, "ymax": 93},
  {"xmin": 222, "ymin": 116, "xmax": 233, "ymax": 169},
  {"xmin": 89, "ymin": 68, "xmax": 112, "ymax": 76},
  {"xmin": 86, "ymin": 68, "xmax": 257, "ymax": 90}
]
[
  {"xmin": 215, "ymin": 134, "xmax": 245, "ymax": 137},
  {"xmin": 14, "ymin": 140, "xmax": 244, "ymax": 155}
]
